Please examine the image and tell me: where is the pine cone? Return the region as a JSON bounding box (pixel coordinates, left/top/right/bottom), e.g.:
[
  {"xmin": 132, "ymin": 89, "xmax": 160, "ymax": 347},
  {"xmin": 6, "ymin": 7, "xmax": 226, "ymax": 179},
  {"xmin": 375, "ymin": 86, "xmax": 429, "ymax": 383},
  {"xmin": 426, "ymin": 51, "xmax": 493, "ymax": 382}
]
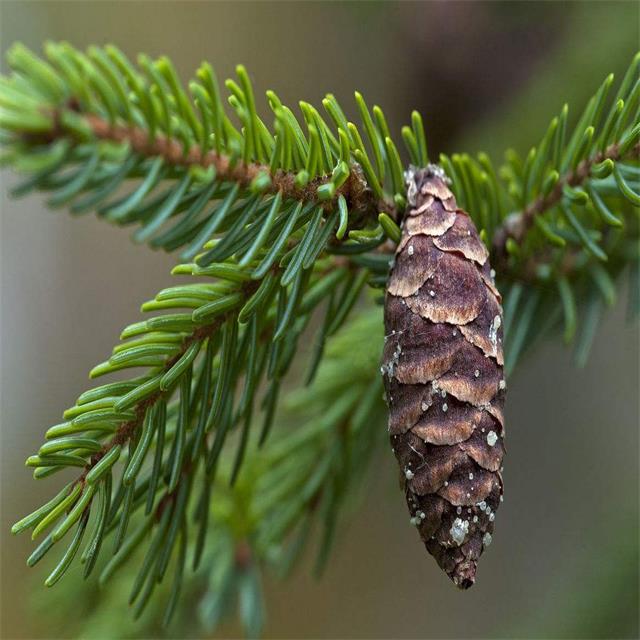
[{"xmin": 382, "ymin": 165, "xmax": 505, "ymax": 589}]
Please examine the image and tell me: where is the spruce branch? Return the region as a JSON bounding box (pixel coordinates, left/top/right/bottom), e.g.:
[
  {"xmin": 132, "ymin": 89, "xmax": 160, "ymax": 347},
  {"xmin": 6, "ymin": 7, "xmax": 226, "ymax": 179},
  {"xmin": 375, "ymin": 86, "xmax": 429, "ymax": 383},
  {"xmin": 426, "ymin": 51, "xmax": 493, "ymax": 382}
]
[
  {"xmin": 1, "ymin": 41, "xmax": 413, "ymax": 261},
  {"xmin": 36, "ymin": 109, "xmax": 386, "ymax": 220},
  {"xmin": 492, "ymin": 139, "xmax": 640, "ymax": 257},
  {"xmin": 10, "ymin": 237, "xmax": 374, "ymax": 626},
  {"xmin": 2, "ymin": 41, "xmax": 639, "ymax": 636},
  {"xmin": 28, "ymin": 309, "xmax": 384, "ymax": 638}
]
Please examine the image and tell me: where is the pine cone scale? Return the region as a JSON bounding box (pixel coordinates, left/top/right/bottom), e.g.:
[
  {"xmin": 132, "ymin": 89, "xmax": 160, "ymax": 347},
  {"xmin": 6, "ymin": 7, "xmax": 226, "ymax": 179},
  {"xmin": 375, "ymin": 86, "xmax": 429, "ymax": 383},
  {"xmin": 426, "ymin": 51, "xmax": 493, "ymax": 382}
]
[{"xmin": 404, "ymin": 254, "xmax": 488, "ymax": 325}]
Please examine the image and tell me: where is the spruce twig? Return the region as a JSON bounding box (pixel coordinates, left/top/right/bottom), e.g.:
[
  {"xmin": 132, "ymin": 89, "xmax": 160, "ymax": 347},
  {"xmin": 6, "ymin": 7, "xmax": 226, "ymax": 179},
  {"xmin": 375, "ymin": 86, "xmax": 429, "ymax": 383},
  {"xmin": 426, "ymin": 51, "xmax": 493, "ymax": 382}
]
[
  {"xmin": 492, "ymin": 140, "xmax": 640, "ymax": 261},
  {"xmin": 34, "ymin": 107, "xmax": 392, "ymax": 220}
]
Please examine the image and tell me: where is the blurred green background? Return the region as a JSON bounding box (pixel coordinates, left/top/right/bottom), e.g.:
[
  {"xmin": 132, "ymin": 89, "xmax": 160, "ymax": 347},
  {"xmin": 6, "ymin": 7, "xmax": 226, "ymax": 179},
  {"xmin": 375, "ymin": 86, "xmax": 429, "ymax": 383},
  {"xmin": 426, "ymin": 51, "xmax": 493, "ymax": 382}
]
[{"xmin": 1, "ymin": 1, "xmax": 638, "ymax": 638}]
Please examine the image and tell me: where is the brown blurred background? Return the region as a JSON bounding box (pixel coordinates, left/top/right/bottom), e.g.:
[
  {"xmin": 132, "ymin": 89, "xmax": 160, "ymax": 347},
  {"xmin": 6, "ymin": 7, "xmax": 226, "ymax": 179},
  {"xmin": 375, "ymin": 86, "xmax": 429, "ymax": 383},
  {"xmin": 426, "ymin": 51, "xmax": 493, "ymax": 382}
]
[{"xmin": 1, "ymin": 2, "xmax": 638, "ymax": 638}]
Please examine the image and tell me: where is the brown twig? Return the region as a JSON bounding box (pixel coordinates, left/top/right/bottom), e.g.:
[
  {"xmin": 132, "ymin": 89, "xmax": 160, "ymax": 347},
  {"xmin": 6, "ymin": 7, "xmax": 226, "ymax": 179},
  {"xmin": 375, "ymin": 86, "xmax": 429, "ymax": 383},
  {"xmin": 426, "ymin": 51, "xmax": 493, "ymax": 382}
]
[
  {"xmin": 41, "ymin": 105, "xmax": 396, "ymax": 221},
  {"xmin": 492, "ymin": 141, "xmax": 640, "ymax": 262},
  {"xmin": 77, "ymin": 314, "xmax": 231, "ymax": 484}
]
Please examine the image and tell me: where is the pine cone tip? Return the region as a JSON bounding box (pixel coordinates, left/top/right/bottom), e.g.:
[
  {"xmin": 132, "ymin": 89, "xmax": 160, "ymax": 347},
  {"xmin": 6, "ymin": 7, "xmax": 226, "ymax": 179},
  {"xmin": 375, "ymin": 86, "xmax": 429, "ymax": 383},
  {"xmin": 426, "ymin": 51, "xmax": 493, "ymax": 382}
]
[{"xmin": 453, "ymin": 561, "xmax": 476, "ymax": 590}]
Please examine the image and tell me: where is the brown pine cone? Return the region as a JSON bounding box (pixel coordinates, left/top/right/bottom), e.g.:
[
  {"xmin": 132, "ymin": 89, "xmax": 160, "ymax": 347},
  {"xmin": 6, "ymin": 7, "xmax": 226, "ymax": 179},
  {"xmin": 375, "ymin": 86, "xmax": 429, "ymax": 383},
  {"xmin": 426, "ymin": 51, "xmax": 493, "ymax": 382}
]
[{"xmin": 382, "ymin": 165, "xmax": 505, "ymax": 589}]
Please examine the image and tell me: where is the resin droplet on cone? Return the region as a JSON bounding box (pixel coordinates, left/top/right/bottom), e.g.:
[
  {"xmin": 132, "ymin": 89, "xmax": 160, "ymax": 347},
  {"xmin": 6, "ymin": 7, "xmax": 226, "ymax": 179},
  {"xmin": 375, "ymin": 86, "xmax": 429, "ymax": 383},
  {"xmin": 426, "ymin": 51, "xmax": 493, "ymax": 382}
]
[{"xmin": 382, "ymin": 166, "xmax": 505, "ymax": 588}]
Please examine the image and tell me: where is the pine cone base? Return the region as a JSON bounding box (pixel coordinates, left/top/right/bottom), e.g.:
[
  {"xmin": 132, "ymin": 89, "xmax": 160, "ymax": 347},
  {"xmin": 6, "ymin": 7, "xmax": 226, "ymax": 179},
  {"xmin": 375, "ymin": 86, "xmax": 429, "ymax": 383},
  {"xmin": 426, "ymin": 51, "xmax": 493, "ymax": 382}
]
[{"xmin": 383, "ymin": 166, "xmax": 505, "ymax": 589}]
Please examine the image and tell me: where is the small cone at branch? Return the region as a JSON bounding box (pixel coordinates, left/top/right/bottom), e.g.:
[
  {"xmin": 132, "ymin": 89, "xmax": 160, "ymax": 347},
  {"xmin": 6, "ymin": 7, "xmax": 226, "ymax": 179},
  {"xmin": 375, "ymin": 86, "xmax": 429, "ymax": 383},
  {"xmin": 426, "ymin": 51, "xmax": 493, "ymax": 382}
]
[{"xmin": 383, "ymin": 165, "xmax": 505, "ymax": 589}]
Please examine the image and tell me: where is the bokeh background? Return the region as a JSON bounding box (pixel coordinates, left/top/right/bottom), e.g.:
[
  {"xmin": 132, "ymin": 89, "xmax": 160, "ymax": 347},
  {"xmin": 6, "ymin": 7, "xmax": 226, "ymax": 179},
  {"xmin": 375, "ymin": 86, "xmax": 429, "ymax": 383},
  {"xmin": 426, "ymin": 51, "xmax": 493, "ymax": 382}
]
[{"xmin": 1, "ymin": 2, "xmax": 638, "ymax": 638}]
